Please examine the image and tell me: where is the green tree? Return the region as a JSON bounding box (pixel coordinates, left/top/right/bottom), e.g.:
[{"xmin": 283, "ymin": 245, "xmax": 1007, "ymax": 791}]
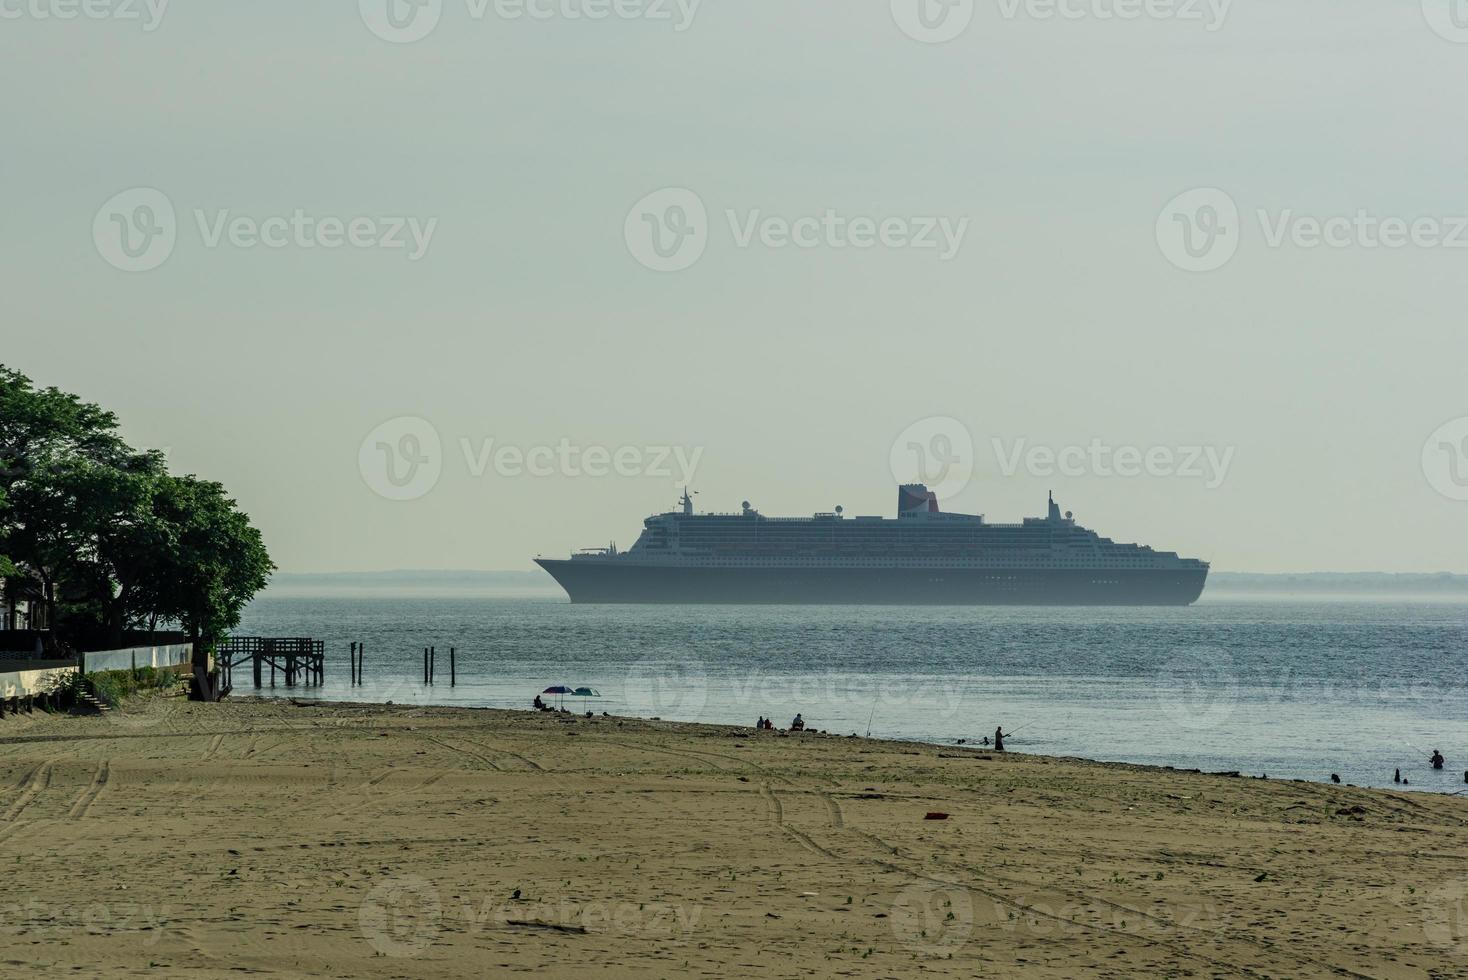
[
  {"xmin": 1, "ymin": 365, "xmax": 133, "ymax": 635},
  {"xmin": 1, "ymin": 366, "xmax": 272, "ymax": 677},
  {"xmin": 0, "ymin": 365, "xmax": 128, "ymax": 490},
  {"xmin": 138, "ymin": 474, "xmax": 274, "ymax": 688},
  {"xmin": 0, "ymin": 486, "xmax": 13, "ymax": 579},
  {"xmin": 56, "ymin": 453, "xmax": 171, "ymax": 645}
]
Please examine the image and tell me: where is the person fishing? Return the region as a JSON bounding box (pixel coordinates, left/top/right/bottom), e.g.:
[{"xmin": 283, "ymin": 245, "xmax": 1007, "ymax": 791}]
[
  {"xmin": 994, "ymin": 726, "xmax": 1005, "ymax": 752},
  {"xmin": 1430, "ymin": 749, "xmax": 1446, "ymax": 770}
]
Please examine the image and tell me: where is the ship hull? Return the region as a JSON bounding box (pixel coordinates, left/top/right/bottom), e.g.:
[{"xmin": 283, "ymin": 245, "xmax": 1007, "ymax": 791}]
[{"xmin": 535, "ymin": 560, "xmax": 1208, "ymax": 606}]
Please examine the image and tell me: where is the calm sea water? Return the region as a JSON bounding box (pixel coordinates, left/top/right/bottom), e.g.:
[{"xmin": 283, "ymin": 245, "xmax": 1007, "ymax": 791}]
[{"xmin": 237, "ymin": 595, "xmax": 1468, "ymax": 793}]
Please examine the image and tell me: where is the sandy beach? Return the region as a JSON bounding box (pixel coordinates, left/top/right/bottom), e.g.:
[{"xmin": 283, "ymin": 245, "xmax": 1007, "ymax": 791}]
[{"xmin": 2, "ymin": 694, "xmax": 1466, "ymax": 978}]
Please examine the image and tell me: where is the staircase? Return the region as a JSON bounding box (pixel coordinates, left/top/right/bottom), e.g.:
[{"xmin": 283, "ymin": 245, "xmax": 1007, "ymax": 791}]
[{"xmin": 73, "ymin": 688, "xmax": 112, "ymax": 715}]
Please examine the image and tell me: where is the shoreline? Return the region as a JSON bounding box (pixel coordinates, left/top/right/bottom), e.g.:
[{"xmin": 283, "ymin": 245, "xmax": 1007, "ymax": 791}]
[
  {"xmin": 245, "ymin": 686, "xmax": 1468, "ymax": 797},
  {"xmin": 3, "ymin": 694, "xmax": 1467, "ymax": 977}
]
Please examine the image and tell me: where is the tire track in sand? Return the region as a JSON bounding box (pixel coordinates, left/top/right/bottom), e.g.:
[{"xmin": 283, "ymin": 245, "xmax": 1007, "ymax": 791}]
[
  {"xmin": 69, "ymin": 759, "xmax": 111, "ymax": 819},
  {"xmin": 3, "ymin": 758, "xmax": 57, "ymax": 823}
]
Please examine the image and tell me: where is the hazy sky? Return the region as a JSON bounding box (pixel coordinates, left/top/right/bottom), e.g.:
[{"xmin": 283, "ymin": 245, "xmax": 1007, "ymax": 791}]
[{"xmin": 4, "ymin": 1, "xmax": 1467, "ymax": 574}]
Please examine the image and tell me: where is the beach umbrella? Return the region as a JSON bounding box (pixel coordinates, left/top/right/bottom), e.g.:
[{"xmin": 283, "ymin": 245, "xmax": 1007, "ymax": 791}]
[
  {"xmin": 542, "ymin": 685, "xmax": 574, "ymax": 707},
  {"xmin": 572, "ymin": 686, "xmax": 601, "ymax": 710}
]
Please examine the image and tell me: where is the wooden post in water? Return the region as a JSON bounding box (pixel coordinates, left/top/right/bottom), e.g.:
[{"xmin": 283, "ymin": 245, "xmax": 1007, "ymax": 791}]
[
  {"xmin": 423, "ymin": 647, "xmax": 429, "ymax": 685},
  {"xmin": 450, "ymin": 647, "xmax": 456, "ymax": 687},
  {"xmin": 430, "ymin": 646, "xmax": 436, "ymax": 685},
  {"xmin": 253, "ymin": 648, "xmax": 262, "ymax": 688}
]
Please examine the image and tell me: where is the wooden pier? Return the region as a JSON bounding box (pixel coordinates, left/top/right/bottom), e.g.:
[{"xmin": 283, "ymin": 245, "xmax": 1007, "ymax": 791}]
[{"xmin": 218, "ymin": 637, "xmax": 325, "ymax": 690}]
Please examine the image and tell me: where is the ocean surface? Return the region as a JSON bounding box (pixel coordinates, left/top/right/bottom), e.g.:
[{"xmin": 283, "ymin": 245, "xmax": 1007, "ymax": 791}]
[{"xmin": 237, "ymin": 595, "xmax": 1468, "ymax": 793}]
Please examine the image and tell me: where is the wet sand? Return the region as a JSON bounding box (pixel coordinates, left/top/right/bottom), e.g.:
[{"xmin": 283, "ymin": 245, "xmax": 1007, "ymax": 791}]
[{"xmin": 2, "ymin": 695, "xmax": 1466, "ymax": 978}]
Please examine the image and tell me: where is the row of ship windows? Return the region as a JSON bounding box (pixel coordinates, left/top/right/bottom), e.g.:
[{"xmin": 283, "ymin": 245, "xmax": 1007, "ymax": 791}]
[
  {"xmin": 614, "ymin": 558, "xmax": 1175, "ymax": 567},
  {"xmin": 657, "ymin": 535, "xmax": 1087, "ymax": 543},
  {"xmin": 637, "ymin": 551, "xmax": 1162, "ymax": 557}
]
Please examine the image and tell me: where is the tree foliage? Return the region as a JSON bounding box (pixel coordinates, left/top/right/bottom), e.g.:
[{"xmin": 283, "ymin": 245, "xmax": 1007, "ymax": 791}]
[{"xmin": 0, "ymin": 365, "xmax": 273, "ymax": 652}]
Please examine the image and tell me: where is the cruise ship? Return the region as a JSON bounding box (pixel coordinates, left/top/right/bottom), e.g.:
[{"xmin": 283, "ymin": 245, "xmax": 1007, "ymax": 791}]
[{"xmin": 535, "ymin": 485, "xmax": 1210, "ymax": 606}]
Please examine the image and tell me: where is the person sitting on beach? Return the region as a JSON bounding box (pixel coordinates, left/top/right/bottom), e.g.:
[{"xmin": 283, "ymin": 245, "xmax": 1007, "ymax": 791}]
[
  {"xmin": 1431, "ymin": 749, "xmax": 1446, "ymax": 770},
  {"xmin": 533, "ymin": 695, "xmax": 546, "ymax": 711},
  {"xmin": 757, "ymin": 716, "xmax": 766, "ymax": 731},
  {"xmin": 791, "ymin": 713, "xmax": 805, "ymax": 732}
]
